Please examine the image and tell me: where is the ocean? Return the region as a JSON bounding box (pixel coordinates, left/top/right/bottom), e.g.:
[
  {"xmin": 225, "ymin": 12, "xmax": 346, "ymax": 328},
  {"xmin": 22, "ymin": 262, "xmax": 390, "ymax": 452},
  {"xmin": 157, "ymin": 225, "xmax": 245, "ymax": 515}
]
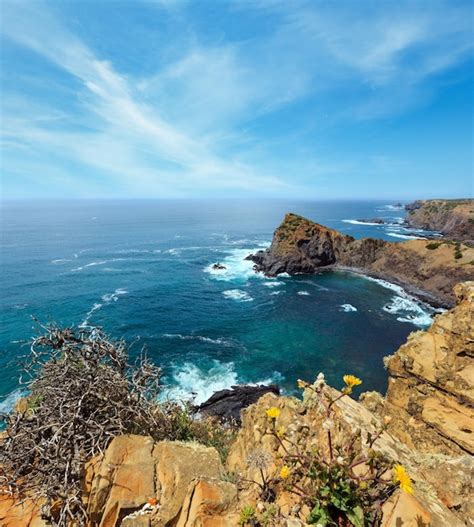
[{"xmin": 0, "ymin": 199, "xmax": 437, "ymax": 412}]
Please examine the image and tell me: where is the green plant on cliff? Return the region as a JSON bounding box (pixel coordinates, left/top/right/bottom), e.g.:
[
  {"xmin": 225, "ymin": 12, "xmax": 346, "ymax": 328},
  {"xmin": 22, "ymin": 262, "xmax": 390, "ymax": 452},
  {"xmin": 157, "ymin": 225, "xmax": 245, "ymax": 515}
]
[
  {"xmin": 0, "ymin": 324, "xmax": 232, "ymax": 526},
  {"xmin": 256, "ymin": 374, "xmax": 412, "ymax": 527}
]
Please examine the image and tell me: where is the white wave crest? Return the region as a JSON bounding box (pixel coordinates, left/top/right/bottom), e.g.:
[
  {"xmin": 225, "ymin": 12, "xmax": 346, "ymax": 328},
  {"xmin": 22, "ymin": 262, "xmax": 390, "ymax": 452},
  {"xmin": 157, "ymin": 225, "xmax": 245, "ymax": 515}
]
[
  {"xmin": 297, "ymin": 290, "xmax": 310, "ymax": 296},
  {"xmin": 342, "ymin": 219, "xmax": 383, "ymax": 226},
  {"xmin": 222, "ymin": 289, "xmax": 253, "ymax": 302},
  {"xmin": 263, "ymin": 281, "xmax": 285, "ymax": 287},
  {"xmin": 101, "ymin": 288, "xmax": 128, "ymax": 302},
  {"xmin": 387, "ymin": 232, "xmax": 426, "ymax": 240},
  {"xmin": 161, "ymin": 360, "xmax": 282, "ymax": 405},
  {"xmin": 383, "ymin": 296, "xmax": 433, "ymax": 327},
  {"xmin": 362, "ymin": 275, "xmax": 434, "ymax": 327},
  {"xmin": 51, "ymin": 258, "xmax": 72, "ymax": 264},
  {"xmin": 341, "ymin": 304, "xmax": 357, "ymax": 312}
]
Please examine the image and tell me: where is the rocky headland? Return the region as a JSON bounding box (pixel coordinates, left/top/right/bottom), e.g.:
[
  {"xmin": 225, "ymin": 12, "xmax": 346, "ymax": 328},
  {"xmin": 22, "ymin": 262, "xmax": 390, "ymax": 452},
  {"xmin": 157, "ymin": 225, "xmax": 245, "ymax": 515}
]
[
  {"xmin": 405, "ymin": 199, "xmax": 474, "ymax": 242},
  {"xmin": 247, "ymin": 212, "xmax": 474, "ymax": 307},
  {"xmin": 2, "ymin": 282, "xmax": 472, "ymax": 526}
]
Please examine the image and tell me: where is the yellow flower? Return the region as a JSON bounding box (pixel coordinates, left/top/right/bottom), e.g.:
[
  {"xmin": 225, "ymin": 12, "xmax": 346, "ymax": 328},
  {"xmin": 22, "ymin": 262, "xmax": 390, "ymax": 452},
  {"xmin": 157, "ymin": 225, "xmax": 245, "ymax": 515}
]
[
  {"xmin": 266, "ymin": 407, "xmax": 281, "ymax": 419},
  {"xmin": 297, "ymin": 379, "xmax": 307, "ymax": 389},
  {"xmin": 393, "ymin": 464, "xmax": 413, "ymax": 494},
  {"xmin": 343, "ymin": 375, "xmax": 362, "ymax": 389},
  {"xmin": 280, "ymin": 465, "xmax": 290, "ymax": 479}
]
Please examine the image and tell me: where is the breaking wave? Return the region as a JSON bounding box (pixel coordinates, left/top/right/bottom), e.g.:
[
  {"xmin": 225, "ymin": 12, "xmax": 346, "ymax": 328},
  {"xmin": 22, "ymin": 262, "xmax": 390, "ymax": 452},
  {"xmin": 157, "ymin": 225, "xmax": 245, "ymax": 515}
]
[{"xmin": 222, "ymin": 289, "xmax": 253, "ymax": 302}]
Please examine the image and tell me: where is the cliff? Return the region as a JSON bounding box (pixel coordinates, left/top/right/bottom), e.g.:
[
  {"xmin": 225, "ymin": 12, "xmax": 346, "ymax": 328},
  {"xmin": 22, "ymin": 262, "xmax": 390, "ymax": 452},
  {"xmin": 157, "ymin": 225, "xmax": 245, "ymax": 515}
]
[
  {"xmin": 405, "ymin": 199, "xmax": 474, "ymax": 242},
  {"xmin": 1, "ymin": 285, "xmax": 473, "ymax": 526},
  {"xmin": 248, "ymin": 212, "xmax": 474, "ymax": 306}
]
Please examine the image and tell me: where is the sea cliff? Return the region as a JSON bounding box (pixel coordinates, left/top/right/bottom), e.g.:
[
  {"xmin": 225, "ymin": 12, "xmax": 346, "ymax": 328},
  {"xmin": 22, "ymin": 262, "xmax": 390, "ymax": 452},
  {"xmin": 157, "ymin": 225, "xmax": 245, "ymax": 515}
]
[
  {"xmin": 1, "ymin": 283, "xmax": 473, "ymax": 526},
  {"xmin": 248, "ymin": 212, "xmax": 474, "ymax": 306},
  {"xmin": 405, "ymin": 199, "xmax": 474, "ymax": 242}
]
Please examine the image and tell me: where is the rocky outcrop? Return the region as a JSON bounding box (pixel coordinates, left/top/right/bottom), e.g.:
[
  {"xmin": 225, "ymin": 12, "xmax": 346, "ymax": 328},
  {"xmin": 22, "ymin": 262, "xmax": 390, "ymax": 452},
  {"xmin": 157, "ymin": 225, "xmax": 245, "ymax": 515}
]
[
  {"xmin": 195, "ymin": 384, "xmax": 280, "ymax": 423},
  {"xmin": 405, "ymin": 199, "xmax": 474, "ymax": 242},
  {"xmin": 383, "ymin": 281, "xmax": 474, "ymax": 456},
  {"xmin": 248, "ymin": 212, "xmax": 474, "ymax": 306},
  {"xmin": 85, "ymin": 436, "xmax": 227, "ymax": 526}
]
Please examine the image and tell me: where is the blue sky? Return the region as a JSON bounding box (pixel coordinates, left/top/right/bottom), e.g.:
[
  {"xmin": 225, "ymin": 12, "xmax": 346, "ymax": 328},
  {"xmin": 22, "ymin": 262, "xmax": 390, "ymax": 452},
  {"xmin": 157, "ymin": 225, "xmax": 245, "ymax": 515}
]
[{"xmin": 1, "ymin": 0, "xmax": 473, "ymax": 199}]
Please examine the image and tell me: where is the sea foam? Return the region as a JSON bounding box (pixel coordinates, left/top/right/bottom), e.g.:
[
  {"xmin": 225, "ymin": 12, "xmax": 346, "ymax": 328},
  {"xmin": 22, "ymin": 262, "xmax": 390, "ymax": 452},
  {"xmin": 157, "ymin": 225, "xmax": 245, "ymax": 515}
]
[
  {"xmin": 162, "ymin": 360, "xmax": 283, "ymax": 406},
  {"xmin": 362, "ymin": 276, "xmax": 435, "ymax": 327},
  {"xmin": 341, "ymin": 304, "xmax": 357, "ymax": 312},
  {"xmin": 222, "ymin": 289, "xmax": 253, "ymax": 302},
  {"xmin": 204, "ymin": 247, "xmax": 267, "ymax": 283}
]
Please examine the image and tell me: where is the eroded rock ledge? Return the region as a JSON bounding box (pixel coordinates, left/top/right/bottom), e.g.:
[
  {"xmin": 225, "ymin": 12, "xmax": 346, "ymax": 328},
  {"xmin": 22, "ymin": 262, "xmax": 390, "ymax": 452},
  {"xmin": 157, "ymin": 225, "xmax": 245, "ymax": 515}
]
[{"xmin": 247, "ymin": 212, "xmax": 474, "ymax": 306}]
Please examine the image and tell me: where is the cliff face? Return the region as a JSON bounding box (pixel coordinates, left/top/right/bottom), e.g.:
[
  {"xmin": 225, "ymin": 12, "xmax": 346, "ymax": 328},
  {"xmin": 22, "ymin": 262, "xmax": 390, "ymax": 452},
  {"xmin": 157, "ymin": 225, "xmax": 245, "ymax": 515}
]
[
  {"xmin": 249, "ymin": 213, "xmax": 474, "ymax": 306},
  {"xmin": 405, "ymin": 199, "xmax": 474, "ymax": 242},
  {"xmin": 383, "ymin": 281, "xmax": 474, "ymax": 456}
]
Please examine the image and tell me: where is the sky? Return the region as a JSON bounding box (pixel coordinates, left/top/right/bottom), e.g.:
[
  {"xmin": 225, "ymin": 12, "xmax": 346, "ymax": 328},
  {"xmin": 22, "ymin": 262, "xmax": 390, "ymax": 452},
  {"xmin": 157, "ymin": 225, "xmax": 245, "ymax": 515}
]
[{"xmin": 0, "ymin": 0, "xmax": 473, "ymax": 200}]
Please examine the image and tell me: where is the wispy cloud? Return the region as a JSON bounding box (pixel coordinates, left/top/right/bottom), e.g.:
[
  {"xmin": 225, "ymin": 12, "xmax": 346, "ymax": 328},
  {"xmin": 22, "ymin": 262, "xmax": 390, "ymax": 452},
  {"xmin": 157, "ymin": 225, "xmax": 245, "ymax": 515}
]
[{"xmin": 1, "ymin": 0, "xmax": 472, "ymax": 198}]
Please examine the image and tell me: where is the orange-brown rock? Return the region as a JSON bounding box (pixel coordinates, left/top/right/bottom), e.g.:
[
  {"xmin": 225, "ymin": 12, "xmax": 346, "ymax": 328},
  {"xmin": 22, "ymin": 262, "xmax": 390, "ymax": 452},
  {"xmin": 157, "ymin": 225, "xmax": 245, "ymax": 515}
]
[
  {"xmin": 0, "ymin": 494, "xmax": 46, "ymax": 527},
  {"xmin": 86, "ymin": 436, "xmax": 226, "ymax": 527},
  {"xmin": 384, "ymin": 281, "xmax": 474, "ymax": 455}
]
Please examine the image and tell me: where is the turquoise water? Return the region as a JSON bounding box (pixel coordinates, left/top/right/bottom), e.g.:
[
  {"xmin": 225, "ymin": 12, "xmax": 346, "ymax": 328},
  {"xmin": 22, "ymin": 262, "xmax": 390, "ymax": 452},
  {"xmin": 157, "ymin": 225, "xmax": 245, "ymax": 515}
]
[{"xmin": 0, "ymin": 200, "xmax": 435, "ymax": 410}]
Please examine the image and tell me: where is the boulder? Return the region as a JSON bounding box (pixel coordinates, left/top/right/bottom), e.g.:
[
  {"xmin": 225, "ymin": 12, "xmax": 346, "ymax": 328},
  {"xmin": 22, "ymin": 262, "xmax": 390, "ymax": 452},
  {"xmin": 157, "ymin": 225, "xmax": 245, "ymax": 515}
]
[{"xmin": 195, "ymin": 384, "xmax": 280, "ymax": 423}]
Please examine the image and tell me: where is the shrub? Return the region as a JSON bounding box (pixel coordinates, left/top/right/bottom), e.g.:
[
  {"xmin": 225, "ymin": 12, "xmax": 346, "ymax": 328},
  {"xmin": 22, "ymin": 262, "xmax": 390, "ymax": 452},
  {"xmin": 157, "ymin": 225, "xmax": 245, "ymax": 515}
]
[
  {"xmin": 426, "ymin": 242, "xmax": 441, "ymax": 250},
  {"xmin": 0, "ymin": 324, "xmax": 234, "ymax": 526}
]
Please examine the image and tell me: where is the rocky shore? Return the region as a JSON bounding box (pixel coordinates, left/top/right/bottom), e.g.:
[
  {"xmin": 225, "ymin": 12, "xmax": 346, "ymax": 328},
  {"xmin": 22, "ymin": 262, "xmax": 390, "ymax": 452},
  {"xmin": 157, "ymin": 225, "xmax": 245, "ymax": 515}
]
[
  {"xmin": 0, "ymin": 282, "xmax": 474, "ymax": 527},
  {"xmin": 247, "ymin": 212, "xmax": 474, "ymax": 307},
  {"xmin": 405, "ymin": 199, "xmax": 474, "ymax": 242},
  {"xmin": 2, "ymin": 282, "xmax": 473, "ymax": 526}
]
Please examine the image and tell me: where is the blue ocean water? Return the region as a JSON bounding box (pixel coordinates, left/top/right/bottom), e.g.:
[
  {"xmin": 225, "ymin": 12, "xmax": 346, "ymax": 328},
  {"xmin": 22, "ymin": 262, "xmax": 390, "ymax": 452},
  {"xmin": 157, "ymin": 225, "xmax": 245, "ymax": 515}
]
[{"xmin": 0, "ymin": 200, "xmax": 435, "ymax": 410}]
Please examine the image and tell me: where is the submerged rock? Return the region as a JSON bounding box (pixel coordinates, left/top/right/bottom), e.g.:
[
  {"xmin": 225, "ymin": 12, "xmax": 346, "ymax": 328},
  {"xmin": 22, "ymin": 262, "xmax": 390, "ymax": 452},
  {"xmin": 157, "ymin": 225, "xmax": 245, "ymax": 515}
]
[
  {"xmin": 195, "ymin": 384, "xmax": 280, "ymax": 423},
  {"xmin": 212, "ymin": 262, "xmax": 227, "ymax": 270}
]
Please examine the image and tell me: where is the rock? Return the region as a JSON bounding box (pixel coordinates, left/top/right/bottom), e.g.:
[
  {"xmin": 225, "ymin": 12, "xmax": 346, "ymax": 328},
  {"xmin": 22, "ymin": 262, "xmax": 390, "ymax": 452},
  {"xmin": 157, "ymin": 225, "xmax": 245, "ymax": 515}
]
[
  {"xmin": 175, "ymin": 478, "xmax": 239, "ymax": 526},
  {"xmin": 195, "ymin": 384, "xmax": 280, "ymax": 423},
  {"xmin": 381, "ymin": 491, "xmax": 432, "ymax": 527},
  {"xmin": 247, "ymin": 212, "xmax": 474, "ymax": 306},
  {"xmin": 384, "ymin": 281, "xmax": 474, "ymax": 455},
  {"xmin": 0, "ymin": 495, "xmax": 47, "ymax": 527},
  {"xmin": 357, "ymin": 218, "xmax": 386, "ymax": 224},
  {"xmin": 359, "ymin": 390, "xmax": 385, "ymax": 415},
  {"xmin": 86, "ymin": 436, "xmax": 224, "ymax": 526},
  {"xmin": 212, "ymin": 263, "xmax": 226, "ymax": 270},
  {"xmin": 404, "ymin": 199, "xmax": 474, "ymax": 241}
]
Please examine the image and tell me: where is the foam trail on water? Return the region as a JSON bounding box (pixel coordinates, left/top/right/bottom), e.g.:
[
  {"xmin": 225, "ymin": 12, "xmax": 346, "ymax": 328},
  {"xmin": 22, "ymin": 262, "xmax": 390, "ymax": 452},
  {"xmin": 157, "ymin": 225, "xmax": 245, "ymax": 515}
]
[
  {"xmin": 80, "ymin": 288, "xmax": 128, "ymax": 328},
  {"xmin": 297, "ymin": 291, "xmax": 310, "ymax": 296},
  {"xmin": 222, "ymin": 289, "xmax": 253, "ymax": 302},
  {"xmin": 162, "ymin": 334, "xmax": 236, "ymax": 347}
]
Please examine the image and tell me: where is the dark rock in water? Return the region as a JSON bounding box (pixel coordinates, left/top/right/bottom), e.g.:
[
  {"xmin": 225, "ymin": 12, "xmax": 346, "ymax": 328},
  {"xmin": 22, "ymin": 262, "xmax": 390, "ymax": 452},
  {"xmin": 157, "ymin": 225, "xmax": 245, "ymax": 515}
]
[
  {"xmin": 195, "ymin": 384, "xmax": 280, "ymax": 423},
  {"xmin": 357, "ymin": 218, "xmax": 386, "ymax": 224},
  {"xmin": 212, "ymin": 262, "xmax": 227, "ymax": 270}
]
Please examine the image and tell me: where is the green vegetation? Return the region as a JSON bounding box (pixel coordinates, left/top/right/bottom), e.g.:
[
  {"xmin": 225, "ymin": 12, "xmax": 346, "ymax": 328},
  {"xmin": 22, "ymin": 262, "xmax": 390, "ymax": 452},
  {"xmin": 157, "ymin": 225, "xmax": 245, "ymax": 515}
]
[
  {"xmin": 454, "ymin": 242, "xmax": 463, "ymax": 260},
  {"xmin": 426, "ymin": 242, "xmax": 441, "ymax": 250}
]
